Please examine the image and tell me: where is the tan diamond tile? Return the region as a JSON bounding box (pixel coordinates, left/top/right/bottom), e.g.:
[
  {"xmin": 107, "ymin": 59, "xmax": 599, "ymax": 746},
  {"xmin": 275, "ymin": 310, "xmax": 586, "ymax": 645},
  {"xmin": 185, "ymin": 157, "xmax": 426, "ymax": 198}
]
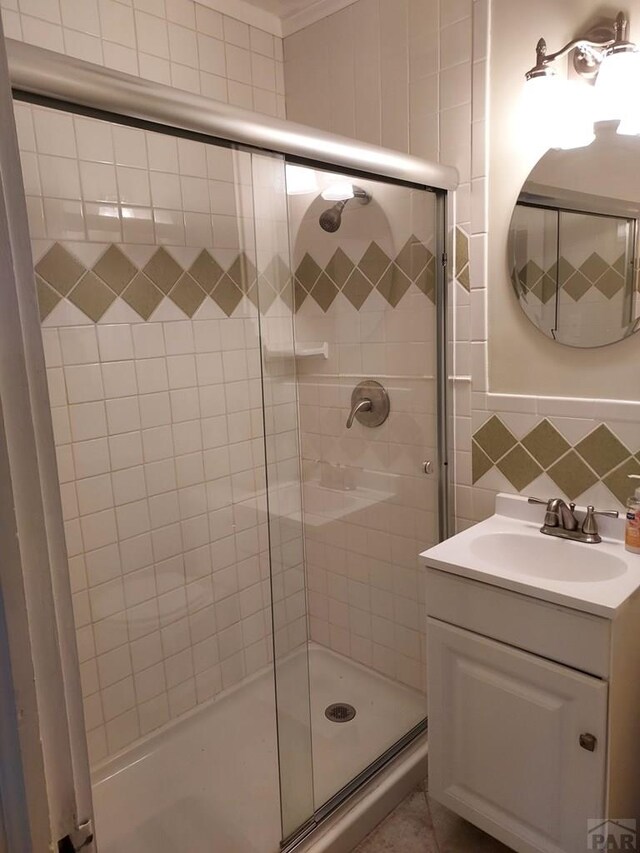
[
  {"xmin": 563, "ymin": 271, "xmax": 591, "ymax": 302},
  {"xmin": 547, "ymin": 257, "xmax": 575, "ymax": 285},
  {"xmin": 595, "ymin": 267, "xmax": 625, "ymax": 299},
  {"xmin": 69, "ymin": 271, "xmax": 117, "ymax": 322},
  {"xmin": 342, "ymin": 268, "xmax": 373, "ymax": 310},
  {"xmin": 455, "ymin": 227, "xmax": 469, "ymax": 277},
  {"xmin": 396, "ymin": 237, "xmax": 431, "ymax": 281},
  {"xmin": 295, "ymin": 253, "xmax": 322, "ymax": 290},
  {"xmin": 474, "ymin": 416, "xmax": 517, "ymax": 463},
  {"xmin": 604, "ymin": 457, "xmax": 640, "ymax": 505},
  {"xmin": 255, "ymin": 275, "xmax": 277, "ymax": 312},
  {"xmin": 227, "ymin": 252, "xmax": 256, "ymax": 292},
  {"xmin": 416, "ymin": 260, "xmax": 436, "ymax": 302},
  {"xmin": 189, "ymin": 250, "xmax": 223, "ymax": 294},
  {"xmin": 92, "ymin": 245, "xmax": 137, "ymax": 294},
  {"xmin": 530, "ymin": 273, "xmax": 555, "ymax": 303},
  {"xmin": 35, "ymin": 243, "xmax": 85, "ymax": 296},
  {"xmin": 325, "ymin": 248, "xmax": 355, "ymax": 288},
  {"xmin": 143, "ymin": 247, "xmax": 183, "ymax": 294},
  {"xmin": 294, "ymin": 279, "xmax": 307, "ymax": 312},
  {"xmin": 576, "ymin": 424, "xmax": 630, "ymax": 477},
  {"xmin": 518, "ymin": 260, "xmax": 543, "ymax": 289},
  {"xmin": 497, "ymin": 445, "xmax": 542, "ymax": 492},
  {"xmin": 36, "ymin": 274, "xmax": 61, "ymax": 321},
  {"xmin": 310, "ymin": 272, "xmax": 338, "ymax": 312},
  {"xmin": 457, "ymin": 263, "xmax": 470, "ymax": 291},
  {"xmin": 377, "ymin": 263, "xmax": 411, "ymax": 307},
  {"xmin": 169, "ymin": 272, "xmax": 207, "ymax": 317},
  {"xmin": 122, "ymin": 272, "xmax": 164, "ymax": 320},
  {"xmin": 264, "ymin": 255, "xmax": 291, "ymax": 292},
  {"xmin": 359, "ymin": 242, "xmax": 391, "ymax": 285},
  {"xmin": 580, "ymin": 252, "xmax": 608, "ymax": 283},
  {"xmin": 613, "ymin": 253, "xmax": 626, "ymax": 276},
  {"xmin": 548, "ymin": 450, "xmax": 598, "ymax": 501},
  {"xmin": 472, "ymin": 440, "xmax": 493, "ymax": 483},
  {"xmin": 521, "ymin": 419, "xmax": 570, "ymax": 469},
  {"xmin": 212, "ymin": 274, "xmax": 243, "ymax": 317}
]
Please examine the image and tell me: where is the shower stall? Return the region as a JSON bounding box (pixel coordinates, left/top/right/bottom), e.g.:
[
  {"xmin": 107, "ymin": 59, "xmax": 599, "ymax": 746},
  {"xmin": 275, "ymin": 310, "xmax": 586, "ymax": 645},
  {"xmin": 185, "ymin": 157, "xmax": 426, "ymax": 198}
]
[{"xmin": 2, "ymin": 38, "xmax": 456, "ymax": 853}]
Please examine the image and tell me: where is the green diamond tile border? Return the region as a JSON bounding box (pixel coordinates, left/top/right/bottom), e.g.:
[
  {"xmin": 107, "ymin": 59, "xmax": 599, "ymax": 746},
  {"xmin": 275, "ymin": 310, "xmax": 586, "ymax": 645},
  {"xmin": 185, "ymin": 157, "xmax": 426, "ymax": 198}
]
[
  {"xmin": 68, "ymin": 271, "xmax": 117, "ymax": 322},
  {"xmin": 604, "ymin": 457, "xmax": 640, "ymax": 505},
  {"xmin": 473, "ymin": 414, "xmax": 640, "ymax": 508},
  {"xmin": 497, "ymin": 445, "xmax": 542, "ymax": 492},
  {"xmin": 36, "ymin": 274, "xmax": 61, "ymax": 320},
  {"xmin": 342, "ymin": 268, "xmax": 373, "ymax": 310},
  {"xmin": 93, "ymin": 245, "xmax": 137, "ymax": 294},
  {"xmin": 169, "ymin": 272, "xmax": 207, "ymax": 318},
  {"xmin": 122, "ymin": 272, "xmax": 163, "ymax": 320},
  {"xmin": 472, "ymin": 440, "xmax": 493, "ymax": 483},
  {"xmin": 36, "ymin": 235, "xmax": 442, "ymax": 328},
  {"xmin": 143, "ymin": 247, "xmax": 183, "ymax": 294},
  {"xmin": 547, "ymin": 450, "xmax": 598, "ymax": 501},
  {"xmin": 473, "ymin": 416, "xmax": 517, "ymax": 464},
  {"xmin": 35, "ymin": 243, "xmax": 85, "ymax": 296},
  {"xmin": 575, "ymin": 425, "xmax": 630, "ymax": 478},
  {"xmin": 359, "ymin": 242, "xmax": 391, "ymax": 285},
  {"xmin": 521, "ymin": 419, "xmax": 570, "ymax": 469}
]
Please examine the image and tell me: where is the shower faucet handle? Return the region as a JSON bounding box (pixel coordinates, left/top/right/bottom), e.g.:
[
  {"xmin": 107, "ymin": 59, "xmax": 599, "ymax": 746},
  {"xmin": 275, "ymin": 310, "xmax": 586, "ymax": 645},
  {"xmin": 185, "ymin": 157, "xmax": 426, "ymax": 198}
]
[
  {"xmin": 346, "ymin": 380, "xmax": 390, "ymax": 429},
  {"xmin": 346, "ymin": 397, "xmax": 372, "ymax": 429}
]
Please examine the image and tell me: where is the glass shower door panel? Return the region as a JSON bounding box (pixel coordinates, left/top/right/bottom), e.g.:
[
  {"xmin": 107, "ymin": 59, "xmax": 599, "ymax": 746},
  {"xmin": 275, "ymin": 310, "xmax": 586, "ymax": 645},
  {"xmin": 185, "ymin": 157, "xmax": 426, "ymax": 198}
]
[
  {"xmin": 252, "ymin": 152, "xmax": 315, "ymax": 842},
  {"xmin": 556, "ymin": 210, "xmax": 634, "ymax": 346},
  {"xmin": 16, "ymin": 99, "xmax": 283, "ymax": 853},
  {"xmin": 287, "ymin": 167, "xmax": 438, "ymax": 809}
]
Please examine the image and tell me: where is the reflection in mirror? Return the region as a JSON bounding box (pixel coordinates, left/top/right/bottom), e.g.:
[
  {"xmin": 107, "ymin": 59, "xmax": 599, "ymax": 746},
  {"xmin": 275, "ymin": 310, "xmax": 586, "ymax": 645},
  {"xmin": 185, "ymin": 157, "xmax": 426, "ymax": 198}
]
[{"xmin": 509, "ymin": 123, "xmax": 640, "ymax": 347}]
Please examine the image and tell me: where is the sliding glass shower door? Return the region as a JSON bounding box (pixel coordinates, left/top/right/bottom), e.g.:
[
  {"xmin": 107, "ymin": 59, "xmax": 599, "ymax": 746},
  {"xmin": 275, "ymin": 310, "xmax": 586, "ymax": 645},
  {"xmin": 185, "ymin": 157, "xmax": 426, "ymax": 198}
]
[
  {"xmin": 269, "ymin": 163, "xmax": 441, "ymax": 841},
  {"xmin": 15, "ymin": 90, "xmax": 444, "ymax": 851}
]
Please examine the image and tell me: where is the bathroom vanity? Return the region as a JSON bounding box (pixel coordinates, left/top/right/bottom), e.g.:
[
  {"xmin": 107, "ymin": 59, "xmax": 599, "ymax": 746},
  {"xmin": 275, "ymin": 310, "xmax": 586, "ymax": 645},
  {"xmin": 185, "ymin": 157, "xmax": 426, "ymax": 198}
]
[{"xmin": 421, "ymin": 494, "xmax": 640, "ymax": 853}]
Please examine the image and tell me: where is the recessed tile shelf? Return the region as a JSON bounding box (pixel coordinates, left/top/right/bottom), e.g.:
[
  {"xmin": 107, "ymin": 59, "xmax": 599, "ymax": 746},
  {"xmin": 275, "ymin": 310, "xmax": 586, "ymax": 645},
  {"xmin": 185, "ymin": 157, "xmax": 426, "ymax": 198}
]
[{"xmin": 472, "ymin": 416, "xmax": 640, "ymax": 505}]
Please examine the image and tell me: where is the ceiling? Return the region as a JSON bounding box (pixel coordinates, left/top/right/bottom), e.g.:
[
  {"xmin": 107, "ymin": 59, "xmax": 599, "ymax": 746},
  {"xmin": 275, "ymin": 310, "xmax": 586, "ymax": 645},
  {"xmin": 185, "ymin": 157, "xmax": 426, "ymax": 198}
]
[{"xmin": 241, "ymin": 0, "xmax": 358, "ymax": 35}]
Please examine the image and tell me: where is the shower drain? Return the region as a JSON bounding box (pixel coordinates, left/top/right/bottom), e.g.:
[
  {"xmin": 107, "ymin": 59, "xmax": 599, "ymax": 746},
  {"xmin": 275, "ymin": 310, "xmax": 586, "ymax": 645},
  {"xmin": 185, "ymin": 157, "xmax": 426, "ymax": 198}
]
[{"xmin": 325, "ymin": 703, "xmax": 356, "ymax": 723}]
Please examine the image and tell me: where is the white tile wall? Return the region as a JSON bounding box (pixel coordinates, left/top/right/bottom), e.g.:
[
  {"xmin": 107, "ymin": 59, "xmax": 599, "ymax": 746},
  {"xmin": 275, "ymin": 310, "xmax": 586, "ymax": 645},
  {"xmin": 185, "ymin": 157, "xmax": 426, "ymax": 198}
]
[
  {"xmin": 288, "ymin": 175, "xmax": 439, "ymax": 693},
  {"xmin": 26, "ymin": 109, "xmax": 303, "ymax": 764},
  {"xmin": 283, "ymin": 0, "xmax": 640, "ymax": 538},
  {"xmin": 1, "ymin": 0, "xmax": 285, "ymax": 118}
]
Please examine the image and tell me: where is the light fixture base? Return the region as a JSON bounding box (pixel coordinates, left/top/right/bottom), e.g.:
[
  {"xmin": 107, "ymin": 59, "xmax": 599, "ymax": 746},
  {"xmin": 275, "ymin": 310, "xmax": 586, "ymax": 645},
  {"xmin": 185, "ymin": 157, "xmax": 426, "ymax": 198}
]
[{"xmin": 573, "ymin": 21, "xmax": 616, "ymax": 79}]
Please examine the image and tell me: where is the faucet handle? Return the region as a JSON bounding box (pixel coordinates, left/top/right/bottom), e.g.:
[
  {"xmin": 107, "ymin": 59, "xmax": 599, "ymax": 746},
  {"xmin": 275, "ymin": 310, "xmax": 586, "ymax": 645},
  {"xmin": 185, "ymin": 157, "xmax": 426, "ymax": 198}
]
[
  {"xmin": 582, "ymin": 505, "xmax": 620, "ymax": 536},
  {"xmin": 527, "ymin": 497, "xmax": 550, "ymax": 506}
]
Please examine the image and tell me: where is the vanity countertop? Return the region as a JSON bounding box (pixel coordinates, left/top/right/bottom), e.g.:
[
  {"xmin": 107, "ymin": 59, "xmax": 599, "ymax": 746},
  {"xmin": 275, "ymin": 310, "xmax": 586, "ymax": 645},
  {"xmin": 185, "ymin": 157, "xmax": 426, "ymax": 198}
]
[{"xmin": 420, "ymin": 494, "xmax": 640, "ymax": 618}]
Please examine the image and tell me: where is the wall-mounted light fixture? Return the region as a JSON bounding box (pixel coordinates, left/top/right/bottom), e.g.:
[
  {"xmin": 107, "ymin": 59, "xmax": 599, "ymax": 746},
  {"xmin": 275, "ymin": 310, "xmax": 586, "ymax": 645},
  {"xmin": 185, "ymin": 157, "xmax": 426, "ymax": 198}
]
[{"xmin": 523, "ymin": 11, "xmax": 640, "ymax": 148}]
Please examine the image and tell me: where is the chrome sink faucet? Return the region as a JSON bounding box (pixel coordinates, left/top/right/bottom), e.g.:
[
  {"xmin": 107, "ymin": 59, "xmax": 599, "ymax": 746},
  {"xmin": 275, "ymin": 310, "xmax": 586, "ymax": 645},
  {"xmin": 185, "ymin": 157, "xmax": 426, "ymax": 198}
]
[{"xmin": 528, "ymin": 497, "xmax": 619, "ymax": 544}]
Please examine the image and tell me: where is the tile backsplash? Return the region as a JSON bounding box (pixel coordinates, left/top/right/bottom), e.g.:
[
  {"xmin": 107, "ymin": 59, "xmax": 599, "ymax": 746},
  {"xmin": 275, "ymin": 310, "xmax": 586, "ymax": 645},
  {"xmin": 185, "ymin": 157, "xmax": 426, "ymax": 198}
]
[{"xmin": 473, "ymin": 415, "xmax": 640, "ymax": 506}]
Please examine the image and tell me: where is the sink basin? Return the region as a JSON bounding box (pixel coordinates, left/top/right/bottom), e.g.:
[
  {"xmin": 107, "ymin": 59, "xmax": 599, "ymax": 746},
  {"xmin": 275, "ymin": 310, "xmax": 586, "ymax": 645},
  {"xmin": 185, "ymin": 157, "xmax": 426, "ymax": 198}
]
[{"xmin": 470, "ymin": 531, "xmax": 627, "ymax": 583}]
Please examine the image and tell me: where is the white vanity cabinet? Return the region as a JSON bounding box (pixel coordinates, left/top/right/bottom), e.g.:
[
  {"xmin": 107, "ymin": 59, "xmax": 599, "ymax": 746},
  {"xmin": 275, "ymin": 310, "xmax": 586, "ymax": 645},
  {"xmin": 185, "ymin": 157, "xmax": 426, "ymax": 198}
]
[{"xmin": 424, "ymin": 566, "xmax": 640, "ymax": 853}]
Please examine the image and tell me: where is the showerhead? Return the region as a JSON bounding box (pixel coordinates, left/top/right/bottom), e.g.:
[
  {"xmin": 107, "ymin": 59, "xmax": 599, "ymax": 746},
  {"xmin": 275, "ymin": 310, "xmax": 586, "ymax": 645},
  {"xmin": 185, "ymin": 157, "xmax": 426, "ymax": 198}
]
[
  {"xmin": 318, "ymin": 185, "xmax": 371, "ymax": 233},
  {"xmin": 319, "ymin": 200, "xmax": 347, "ymax": 233}
]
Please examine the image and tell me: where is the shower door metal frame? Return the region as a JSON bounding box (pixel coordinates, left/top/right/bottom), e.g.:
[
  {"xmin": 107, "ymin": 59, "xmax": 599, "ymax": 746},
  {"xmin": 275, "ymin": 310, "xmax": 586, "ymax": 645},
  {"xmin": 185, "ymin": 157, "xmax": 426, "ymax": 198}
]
[{"xmin": 4, "ymin": 37, "xmax": 458, "ymax": 852}]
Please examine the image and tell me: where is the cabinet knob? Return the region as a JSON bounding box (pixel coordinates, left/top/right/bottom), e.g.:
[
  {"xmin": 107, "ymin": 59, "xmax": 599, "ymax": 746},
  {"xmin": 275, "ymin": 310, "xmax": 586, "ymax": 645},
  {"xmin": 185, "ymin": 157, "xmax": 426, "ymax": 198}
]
[{"xmin": 579, "ymin": 733, "xmax": 597, "ymax": 752}]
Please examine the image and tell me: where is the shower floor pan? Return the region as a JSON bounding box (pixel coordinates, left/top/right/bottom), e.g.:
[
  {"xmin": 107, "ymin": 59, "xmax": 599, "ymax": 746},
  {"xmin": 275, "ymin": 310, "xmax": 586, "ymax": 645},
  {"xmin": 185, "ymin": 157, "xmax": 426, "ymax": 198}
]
[{"xmin": 92, "ymin": 643, "xmax": 425, "ymax": 853}]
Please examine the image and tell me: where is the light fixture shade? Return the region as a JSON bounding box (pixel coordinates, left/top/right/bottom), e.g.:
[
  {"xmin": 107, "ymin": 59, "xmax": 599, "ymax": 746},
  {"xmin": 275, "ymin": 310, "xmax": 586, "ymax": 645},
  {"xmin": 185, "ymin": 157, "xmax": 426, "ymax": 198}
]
[
  {"xmin": 594, "ymin": 48, "xmax": 640, "ymax": 124},
  {"xmin": 555, "ymin": 81, "xmax": 595, "ymax": 149},
  {"xmin": 321, "ymin": 181, "xmax": 355, "ymax": 201},
  {"xmin": 521, "ymin": 71, "xmax": 564, "ymax": 146},
  {"xmin": 285, "ymin": 164, "xmax": 319, "ymax": 195}
]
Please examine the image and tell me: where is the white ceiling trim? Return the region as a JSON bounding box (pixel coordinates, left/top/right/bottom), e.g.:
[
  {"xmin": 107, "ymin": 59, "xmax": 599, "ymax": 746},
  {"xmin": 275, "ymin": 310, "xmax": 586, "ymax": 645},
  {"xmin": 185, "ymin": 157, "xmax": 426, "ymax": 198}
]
[
  {"xmin": 281, "ymin": 0, "xmax": 360, "ymax": 36},
  {"xmin": 197, "ymin": 0, "xmax": 283, "ymax": 37}
]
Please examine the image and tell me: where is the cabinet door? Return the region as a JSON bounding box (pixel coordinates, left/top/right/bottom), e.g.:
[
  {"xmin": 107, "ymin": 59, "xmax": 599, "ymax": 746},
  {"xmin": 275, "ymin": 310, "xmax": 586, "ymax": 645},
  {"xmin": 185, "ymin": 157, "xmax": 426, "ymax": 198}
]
[{"xmin": 427, "ymin": 618, "xmax": 607, "ymax": 853}]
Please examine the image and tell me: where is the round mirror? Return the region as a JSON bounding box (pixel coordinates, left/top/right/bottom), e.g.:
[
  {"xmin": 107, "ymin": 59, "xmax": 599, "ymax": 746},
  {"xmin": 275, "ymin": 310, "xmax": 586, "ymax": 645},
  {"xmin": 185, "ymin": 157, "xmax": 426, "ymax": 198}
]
[{"xmin": 508, "ymin": 123, "xmax": 640, "ymax": 347}]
